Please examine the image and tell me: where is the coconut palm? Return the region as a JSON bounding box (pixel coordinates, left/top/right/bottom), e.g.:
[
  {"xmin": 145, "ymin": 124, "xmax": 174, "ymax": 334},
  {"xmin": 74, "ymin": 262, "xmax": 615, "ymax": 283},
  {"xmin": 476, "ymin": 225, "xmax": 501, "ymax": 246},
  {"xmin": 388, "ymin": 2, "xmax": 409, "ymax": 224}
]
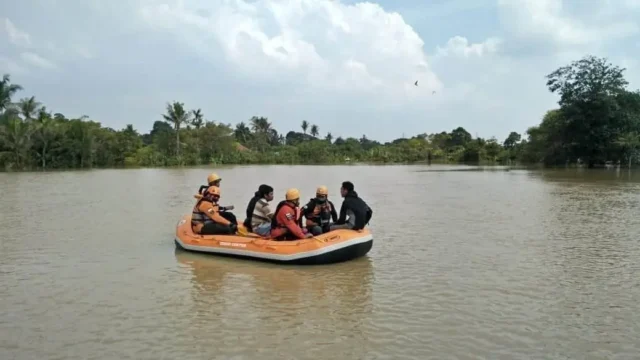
[
  {"xmin": 162, "ymin": 101, "xmax": 191, "ymax": 157},
  {"xmin": 33, "ymin": 106, "xmax": 56, "ymax": 169},
  {"xmin": 0, "ymin": 116, "xmax": 32, "ymax": 169},
  {"xmin": 325, "ymin": 132, "xmax": 333, "ymax": 143},
  {"xmin": 18, "ymin": 96, "xmax": 41, "ymax": 121},
  {"xmin": 310, "ymin": 124, "xmax": 319, "ymax": 137},
  {"xmin": 234, "ymin": 122, "xmax": 251, "ymax": 144},
  {"xmin": 191, "ymin": 108, "xmax": 204, "ymax": 129},
  {"xmin": 0, "ymin": 74, "xmax": 23, "ymax": 113}
]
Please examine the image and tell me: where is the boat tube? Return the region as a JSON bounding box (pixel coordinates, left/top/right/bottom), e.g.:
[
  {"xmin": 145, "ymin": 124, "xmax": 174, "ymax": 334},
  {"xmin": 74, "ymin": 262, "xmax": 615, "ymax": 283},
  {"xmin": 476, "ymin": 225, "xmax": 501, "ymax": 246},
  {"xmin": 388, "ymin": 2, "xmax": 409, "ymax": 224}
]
[{"xmin": 174, "ymin": 214, "xmax": 373, "ymax": 265}]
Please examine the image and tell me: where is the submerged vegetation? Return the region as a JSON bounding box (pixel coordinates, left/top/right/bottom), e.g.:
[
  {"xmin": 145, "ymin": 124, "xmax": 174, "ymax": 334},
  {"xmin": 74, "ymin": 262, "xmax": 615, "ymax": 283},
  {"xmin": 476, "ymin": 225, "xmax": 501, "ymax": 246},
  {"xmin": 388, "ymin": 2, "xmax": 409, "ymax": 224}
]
[{"xmin": 1, "ymin": 55, "xmax": 639, "ymax": 171}]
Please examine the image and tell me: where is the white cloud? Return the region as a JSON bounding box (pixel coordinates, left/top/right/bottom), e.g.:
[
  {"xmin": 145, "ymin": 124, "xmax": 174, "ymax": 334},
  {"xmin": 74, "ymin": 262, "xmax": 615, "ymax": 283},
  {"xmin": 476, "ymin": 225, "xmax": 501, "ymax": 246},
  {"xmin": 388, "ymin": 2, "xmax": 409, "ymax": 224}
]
[
  {"xmin": 435, "ymin": 36, "xmax": 502, "ymax": 58},
  {"xmin": 1, "ymin": 0, "xmax": 638, "ymax": 142},
  {"xmin": 20, "ymin": 52, "xmax": 57, "ymax": 69},
  {"xmin": 0, "ymin": 56, "xmax": 28, "ymax": 75},
  {"xmin": 3, "ymin": 18, "xmax": 31, "ymax": 47},
  {"xmin": 498, "ymin": 0, "xmax": 638, "ymax": 46},
  {"xmin": 138, "ymin": 0, "xmax": 449, "ymax": 106}
]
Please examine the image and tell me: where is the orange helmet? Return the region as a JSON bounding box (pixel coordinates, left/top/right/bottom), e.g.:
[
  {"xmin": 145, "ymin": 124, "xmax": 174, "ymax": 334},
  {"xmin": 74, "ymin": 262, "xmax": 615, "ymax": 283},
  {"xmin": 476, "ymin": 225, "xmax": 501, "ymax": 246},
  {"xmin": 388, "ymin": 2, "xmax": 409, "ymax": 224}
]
[
  {"xmin": 316, "ymin": 185, "xmax": 328, "ymax": 196},
  {"xmin": 207, "ymin": 173, "xmax": 221, "ymax": 185}
]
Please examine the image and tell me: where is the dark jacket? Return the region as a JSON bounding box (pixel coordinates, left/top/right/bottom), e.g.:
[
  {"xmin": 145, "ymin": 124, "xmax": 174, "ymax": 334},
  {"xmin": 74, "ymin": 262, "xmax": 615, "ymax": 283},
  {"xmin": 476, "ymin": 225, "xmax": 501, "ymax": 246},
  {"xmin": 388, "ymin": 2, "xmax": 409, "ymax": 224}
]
[
  {"xmin": 301, "ymin": 198, "xmax": 338, "ymax": 226},
  {"xmin": 335, "ymin": 191, "xmax": 372, "ymax": 230}
]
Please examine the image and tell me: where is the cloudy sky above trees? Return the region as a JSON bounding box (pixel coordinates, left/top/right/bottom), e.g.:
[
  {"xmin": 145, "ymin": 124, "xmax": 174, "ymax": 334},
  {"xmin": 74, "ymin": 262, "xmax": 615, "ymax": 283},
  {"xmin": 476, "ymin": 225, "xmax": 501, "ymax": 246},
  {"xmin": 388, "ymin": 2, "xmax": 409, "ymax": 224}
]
[{"xmin": 1, "ymin": 0, "xmax": 639, "ymax": 142}]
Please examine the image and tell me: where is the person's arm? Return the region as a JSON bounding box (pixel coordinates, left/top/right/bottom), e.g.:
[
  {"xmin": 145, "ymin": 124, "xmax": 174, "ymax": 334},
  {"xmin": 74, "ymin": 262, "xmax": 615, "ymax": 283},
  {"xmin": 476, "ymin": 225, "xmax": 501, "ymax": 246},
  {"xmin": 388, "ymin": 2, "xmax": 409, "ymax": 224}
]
[
  {"xmin": 199, "ymin": 202, "xmax": 231, "ymax": 226},
  {"xmin": 283, "ymin": 210, "xmax": 308, "ymax": 239},
  {"xmin": 335, "ymin": 201, "xmax": 347, "ymax": 224},
  {"xmin": 301, "ymin": 200, "xmax": 317, "ymax": 226},
  {"xmin": 263, "ymin": 202, "xmax": 275, "ymax": 219},
  {"xmin": 329, "ymin": 201, "xmax": 338, "ymax": 222}
]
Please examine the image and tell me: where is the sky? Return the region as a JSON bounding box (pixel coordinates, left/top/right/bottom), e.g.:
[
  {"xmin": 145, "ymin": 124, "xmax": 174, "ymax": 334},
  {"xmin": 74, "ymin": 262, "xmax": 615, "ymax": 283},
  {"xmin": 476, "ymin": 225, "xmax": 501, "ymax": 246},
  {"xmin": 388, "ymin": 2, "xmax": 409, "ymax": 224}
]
[{"xmin": 1, "ymin": 0, "xmax": 639, "ymax": 143}]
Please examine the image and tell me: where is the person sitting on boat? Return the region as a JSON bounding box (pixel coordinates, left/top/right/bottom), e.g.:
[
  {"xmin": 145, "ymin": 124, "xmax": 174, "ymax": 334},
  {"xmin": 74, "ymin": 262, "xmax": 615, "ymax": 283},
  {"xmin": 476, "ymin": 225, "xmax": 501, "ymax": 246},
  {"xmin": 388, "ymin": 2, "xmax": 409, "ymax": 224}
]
[
  {"xmin": 330, "ymin": 181, "xmax": 372, "ymax": 231},
  {"xmin": 301, "ymin": 185, "xmax": 338, "ymax": 235},
  {"xmin": 196, "ymin": 172, "xmax": 238, "ymax": 225},
  {"xmin": 191, "ymin": 186, "xmax": 237, "ymax": 235},
  {"xmin": 270, "ymin": 188, "xmax": 313, "ymax": 240},
  {"xmin": 242, "ymin": 184, "xmax": 275, "ymax": 237}
]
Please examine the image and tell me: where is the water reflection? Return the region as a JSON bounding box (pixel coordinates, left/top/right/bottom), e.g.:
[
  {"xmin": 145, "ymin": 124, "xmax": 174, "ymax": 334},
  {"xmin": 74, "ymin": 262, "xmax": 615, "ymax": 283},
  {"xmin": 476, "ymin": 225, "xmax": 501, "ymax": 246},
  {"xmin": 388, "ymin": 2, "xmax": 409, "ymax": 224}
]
[{"xmin": 174, "ymin": 249, "xmax": 376, "ymax": 357}]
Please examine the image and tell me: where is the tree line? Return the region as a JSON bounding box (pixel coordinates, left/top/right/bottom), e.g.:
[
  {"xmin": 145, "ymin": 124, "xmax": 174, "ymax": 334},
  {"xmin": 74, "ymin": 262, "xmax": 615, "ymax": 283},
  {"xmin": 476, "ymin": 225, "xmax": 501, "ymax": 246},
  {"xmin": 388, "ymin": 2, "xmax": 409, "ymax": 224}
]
[{"xmin": 1, "ymin": 55, "xmax": 639, "ymax": 171}]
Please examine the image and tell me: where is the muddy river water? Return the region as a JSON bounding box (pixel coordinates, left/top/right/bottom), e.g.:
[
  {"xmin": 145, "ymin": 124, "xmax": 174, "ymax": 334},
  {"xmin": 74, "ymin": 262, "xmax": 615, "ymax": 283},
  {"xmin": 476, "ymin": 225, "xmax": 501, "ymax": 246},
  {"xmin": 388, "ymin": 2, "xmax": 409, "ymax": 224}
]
[{"xmin": 1, "ymin": 165, "xmax": 639, "ymax": 359}]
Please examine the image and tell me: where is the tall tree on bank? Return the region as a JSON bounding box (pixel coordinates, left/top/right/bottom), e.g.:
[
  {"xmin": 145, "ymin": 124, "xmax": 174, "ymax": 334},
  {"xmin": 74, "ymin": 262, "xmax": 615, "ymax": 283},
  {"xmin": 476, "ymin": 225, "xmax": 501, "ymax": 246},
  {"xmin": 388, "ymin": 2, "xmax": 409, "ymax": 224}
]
[
  {"xmin": 0, "ymin": 74, "xmax": 23, "ymax": 114},
  {"xmin": 162, "ymin": 101, "xmax": 191, "ymax": 158},
  {"xmin": 18, "ymin": 96, "xmax": 41, "ymax": 121},
  {"xmin": 301, "ymin": 120, "xmax": 308, "ymax": 135},
  {"xmin": 310, "ymin": 124, "xmax": 319, "ymax": 138},
  {"xmin": 545, "ymin": 55, "xmax": 633, "ymax": 166}
]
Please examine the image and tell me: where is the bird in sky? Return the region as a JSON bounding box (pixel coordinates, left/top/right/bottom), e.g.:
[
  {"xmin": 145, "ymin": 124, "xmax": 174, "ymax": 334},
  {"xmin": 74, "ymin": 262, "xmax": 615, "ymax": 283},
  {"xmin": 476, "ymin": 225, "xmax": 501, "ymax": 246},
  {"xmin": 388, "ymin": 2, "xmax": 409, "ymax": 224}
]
[{"xmin": 414, "ymin": 80, "xmax": 418, "ymax": 86}]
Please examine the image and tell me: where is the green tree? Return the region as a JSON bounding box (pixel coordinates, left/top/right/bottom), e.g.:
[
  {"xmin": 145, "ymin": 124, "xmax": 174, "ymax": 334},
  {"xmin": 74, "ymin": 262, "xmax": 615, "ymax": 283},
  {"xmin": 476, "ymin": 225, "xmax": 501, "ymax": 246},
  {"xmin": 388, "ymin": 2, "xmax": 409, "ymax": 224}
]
[
  {"xmin": 545, "ymin": 55, "xmax": 632, "ymax": 166},
  {"xmin": 162, "ymin": 101, "xmax": 190, "ymax": 159},
  {"xmin": 18, "ymin": 96, "xmax": 41, "ymax": 121},
  {"xmin": 0, "ymin": 74, "xmax": 23, "ymax": 113},
  {"xmin": 310, "ymin": 124, "xmax": 319, "ymax": 137},
  {"xmin": 503, "ymin": 132, "xmax": 521, "ymax": 149},
  {"xmin": 301, "ymin": 120, "xmax": 308, "ymax": 135},
  {"xmin": 616, "ymin": 132, "xmax": 640, "ymax": 169},
  {"xmin": 33, "ymin": 107, "xmax": 56, "ymax": 169}
]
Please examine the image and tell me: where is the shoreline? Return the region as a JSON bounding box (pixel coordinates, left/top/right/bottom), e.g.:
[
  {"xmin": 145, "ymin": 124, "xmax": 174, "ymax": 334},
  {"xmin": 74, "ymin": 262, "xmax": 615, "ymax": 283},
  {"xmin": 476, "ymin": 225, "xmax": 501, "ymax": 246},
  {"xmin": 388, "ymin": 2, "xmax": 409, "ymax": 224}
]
[{"xmin": 2, "ymin": 161, "xmax": 636, "ymax": 174}]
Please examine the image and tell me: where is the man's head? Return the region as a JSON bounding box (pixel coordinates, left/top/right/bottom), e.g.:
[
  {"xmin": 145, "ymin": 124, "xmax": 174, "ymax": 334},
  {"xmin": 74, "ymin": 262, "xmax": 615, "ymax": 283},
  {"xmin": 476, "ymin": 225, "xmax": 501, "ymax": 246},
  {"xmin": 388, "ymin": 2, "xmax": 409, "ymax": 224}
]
[
  {"xmin": 207, "ymin": 173, "xmax": 221, "ymax": 187},
  {"xmin": 316, "ymin": 185, "xmax": 328, "ymax": 203},
  {"xmin": 340, "ymin": 181, "xmax": 354, "ymax": 197},
  {"xmin": 285, "ymin": 188, "xmax": 301, "ymax": 206},
  {"xmin": 205, "ymin": 185, "xmax": 221, "ymax": 203},
  {"xmin": 258, "ymin": 184, "xmax": 274, "ymax": 201}
]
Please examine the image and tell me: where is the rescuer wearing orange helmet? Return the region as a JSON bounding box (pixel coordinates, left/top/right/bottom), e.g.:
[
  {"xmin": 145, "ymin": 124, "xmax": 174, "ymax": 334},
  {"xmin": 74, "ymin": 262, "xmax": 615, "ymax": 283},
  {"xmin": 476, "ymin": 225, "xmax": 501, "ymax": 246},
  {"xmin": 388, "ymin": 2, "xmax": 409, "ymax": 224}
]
[
  {"xmin": 196, "ymin": 172, "xmax": 238, "ymax": 225},
  {"xmin": 300, "ymin": 185, "xmax": 338, "ymax": 235},
  {"xmin": 270, "ymin": 188, "xmax": 313, "ymax": 240},
  {"xmin": 191, "ymin": 186, "xmax": 237, "ymax": 235}
]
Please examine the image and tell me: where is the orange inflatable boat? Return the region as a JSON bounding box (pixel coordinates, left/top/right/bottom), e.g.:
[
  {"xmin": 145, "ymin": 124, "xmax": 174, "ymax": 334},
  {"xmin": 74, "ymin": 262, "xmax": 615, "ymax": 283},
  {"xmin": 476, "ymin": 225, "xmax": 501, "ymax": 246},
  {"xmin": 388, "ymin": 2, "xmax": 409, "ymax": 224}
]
[{"xmin": 174, "ymin": 214, "xmax": 373, "ymax": 265}]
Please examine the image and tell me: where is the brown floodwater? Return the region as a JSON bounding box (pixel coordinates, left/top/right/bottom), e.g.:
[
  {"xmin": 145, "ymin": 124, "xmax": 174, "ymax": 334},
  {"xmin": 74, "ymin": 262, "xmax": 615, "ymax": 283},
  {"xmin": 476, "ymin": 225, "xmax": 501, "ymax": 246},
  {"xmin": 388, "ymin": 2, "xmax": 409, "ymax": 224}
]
[{"xmin": 1, "ymin": 165, "xmax": 640, "ymax": 359}]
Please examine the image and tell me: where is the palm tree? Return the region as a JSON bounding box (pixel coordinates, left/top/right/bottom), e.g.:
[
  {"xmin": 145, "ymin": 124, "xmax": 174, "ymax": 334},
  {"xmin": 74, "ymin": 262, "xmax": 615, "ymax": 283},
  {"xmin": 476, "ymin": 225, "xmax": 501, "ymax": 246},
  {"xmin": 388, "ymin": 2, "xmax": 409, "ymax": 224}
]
[
  {"xmin": 325, "ymin": 132, "xmax": 333, "ymax": 143},
  {"xmin": 250, "ymin": 116, "xmax": 272, "ymax": 133},
  {"xmin": 310, "ymin": 124, "xmax": 319, "ymax": 138},
  {"xmin": 0, "ymin": 116, "xmax": 32, "ymax": 169},
  {"xmin": 0, "ymin": 74, "xmax": 23, "ymax": 113},
  {"xmin": 190, "ymin": 108, "xmax": 204, "ymax": 163},
  {"xmin": 191, "ymin": 108, "xmax": 204, "ymax": 129},
  {"xmin": 301, "ymin": 120, "xmax": 308, "ymax": 135},
  {"xmin": 234, "ymin": 122, "xmax": 251, "ymax": 144},
  {"xmin": 616, "ymin": 131, "xmax": 640, "ymax": 169},
  {"xmin": 18, "ymin": 96, "xmax": 41, "ymax": 121},
  {"xmin": 250, "ymin": 116, "xmax": 272, "ymax": 151},
  {"xmin": 34, "ymin": 106, "xmax": 56, "ymax": 169},
  {"xmin": 162, "ymin": 101, "xmax": 191, "ymax": 157}
]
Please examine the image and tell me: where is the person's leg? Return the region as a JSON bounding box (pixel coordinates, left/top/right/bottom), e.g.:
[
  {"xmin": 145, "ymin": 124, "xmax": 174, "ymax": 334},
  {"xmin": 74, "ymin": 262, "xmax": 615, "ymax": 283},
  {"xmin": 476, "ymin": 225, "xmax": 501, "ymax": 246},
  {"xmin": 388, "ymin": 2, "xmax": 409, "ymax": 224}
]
[
  {"xmin": 200, "ymin": 222, "xmax": 233, "ymax": 235},
  {"xmin": 329, "ymin": 210, "xmax": 356, "ymax": 231},
  {"xmin": 330, "ymin": 223, "xmax": 352, "ymax": 231},
  {"xmin": 309, "ymin": 225, "xmax": 323, "ymax": 236},
  {"xmin": 220, "ymin": 212, "xmax": 237, "ymax": 224},
  {"xmin": 254, "ymin": 223, "xmax": 271, "ymax": 237}
]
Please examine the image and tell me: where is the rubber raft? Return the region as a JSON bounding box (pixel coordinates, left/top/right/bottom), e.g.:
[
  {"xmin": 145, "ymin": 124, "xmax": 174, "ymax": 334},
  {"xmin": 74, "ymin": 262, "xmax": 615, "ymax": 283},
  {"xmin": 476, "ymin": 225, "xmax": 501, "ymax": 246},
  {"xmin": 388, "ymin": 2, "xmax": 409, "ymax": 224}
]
[{"xmin": 174, "ymin": 214, "xmax": 373, "ymax": 265}]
